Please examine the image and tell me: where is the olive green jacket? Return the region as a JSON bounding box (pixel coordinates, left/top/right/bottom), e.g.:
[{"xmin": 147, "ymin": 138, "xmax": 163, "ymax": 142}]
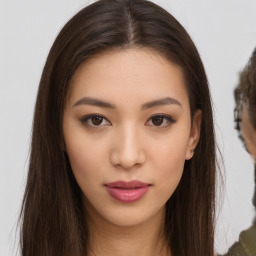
[
  {"xmin": 221, "ymin": 167, "xmax": 256, "ymax": 255},
  {"xmin": 221, "ymin": 221, "xmax": 256, "ymax": 256}
]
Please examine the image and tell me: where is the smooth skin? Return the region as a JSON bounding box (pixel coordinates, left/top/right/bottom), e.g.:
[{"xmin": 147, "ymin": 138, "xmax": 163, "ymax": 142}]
[
  {"xmin": 63, "ymin": 48, "xmax": 201, "ymax": 256},
  {"xmin": 241, "ymin": 103, "xmax": 256, "ymax": 161}
]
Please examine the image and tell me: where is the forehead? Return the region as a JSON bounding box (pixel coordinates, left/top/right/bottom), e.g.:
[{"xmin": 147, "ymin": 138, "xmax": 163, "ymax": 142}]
[{"xmin": 68, "ymin": 48, "xmax": 189, "ymax": 108}]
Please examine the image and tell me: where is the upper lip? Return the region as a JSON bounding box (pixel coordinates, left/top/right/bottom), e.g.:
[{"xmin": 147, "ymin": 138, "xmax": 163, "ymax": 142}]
[{"xmin": 105, "ymin": 180, "xmax": 151, "ymax": 188}]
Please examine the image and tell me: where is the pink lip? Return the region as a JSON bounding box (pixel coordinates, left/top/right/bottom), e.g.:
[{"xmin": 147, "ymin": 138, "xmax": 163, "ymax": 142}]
[{"xmin": 105, "ymin": 180, "xmax": 150, "ymax": 203}]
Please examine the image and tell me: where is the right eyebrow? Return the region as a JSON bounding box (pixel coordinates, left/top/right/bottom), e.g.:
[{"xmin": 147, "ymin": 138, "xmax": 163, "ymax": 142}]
[
  {"xmin": 72, "ymin": 97, "xmax": 116, "ymax": 109},
  {"xmin": 141, "ymin": 97, "xmax": 182, "ymax": 109}
]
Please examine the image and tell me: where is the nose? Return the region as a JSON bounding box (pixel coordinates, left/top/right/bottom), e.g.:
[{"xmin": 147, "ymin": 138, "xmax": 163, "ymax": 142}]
[{"xmin": 110, "ymin": 125, "xmax": 146, "ymax": 170}]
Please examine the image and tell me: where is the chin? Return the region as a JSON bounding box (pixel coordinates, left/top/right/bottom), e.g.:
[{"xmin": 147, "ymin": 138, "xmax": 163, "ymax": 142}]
[{"xmin": 102, "ymin": 210, "xmax": 156, "ymax": 228}]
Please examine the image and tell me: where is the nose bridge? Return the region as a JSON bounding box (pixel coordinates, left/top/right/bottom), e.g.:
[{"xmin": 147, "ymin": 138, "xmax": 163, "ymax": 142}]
[{"xmin": 111, "ymin": 123, "xmax": 145, "ymax": 169}]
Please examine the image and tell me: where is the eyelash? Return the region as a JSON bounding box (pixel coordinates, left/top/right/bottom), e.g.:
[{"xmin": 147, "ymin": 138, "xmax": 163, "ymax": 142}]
[
  {"xmin": 80, "ymin": 113, "xmax": 175, "ymax": 128},
  {"xmin": 145, "ymin": 114, "xmax": 176, "ymax": 128},
  {"xmin": 80, "ymin": 114, "xmax": 111, "ymax": 127}
]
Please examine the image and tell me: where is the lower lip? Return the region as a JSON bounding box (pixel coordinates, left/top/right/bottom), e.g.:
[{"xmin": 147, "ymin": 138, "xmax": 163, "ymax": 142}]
[{"xmin": 106, "ymin": 186, "xmax": 149, "ymax": 202}]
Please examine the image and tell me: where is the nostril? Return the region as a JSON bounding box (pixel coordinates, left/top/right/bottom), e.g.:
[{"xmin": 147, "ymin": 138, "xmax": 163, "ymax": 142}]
[{"xmin": 110, "ymin": 150, "xmax": 146, "ymax": 170}]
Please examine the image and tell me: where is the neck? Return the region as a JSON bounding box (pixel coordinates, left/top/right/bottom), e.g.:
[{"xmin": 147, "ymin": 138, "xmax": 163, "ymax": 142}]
[{"xmin": 85, "ymin": 204, "xmax": 171, "ymax": 256}]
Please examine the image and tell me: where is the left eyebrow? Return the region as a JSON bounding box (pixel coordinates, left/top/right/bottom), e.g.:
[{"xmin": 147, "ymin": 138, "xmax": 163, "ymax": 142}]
[
  {"xmin": 141, "ymin": 97, "xmax": 182, "ymax": 109},
  {"xmin": 72, "ymin": 97, "xmax": 116, "ymax": 109}
]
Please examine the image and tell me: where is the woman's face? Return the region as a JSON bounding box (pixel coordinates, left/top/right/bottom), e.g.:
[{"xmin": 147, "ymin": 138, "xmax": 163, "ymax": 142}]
[
  {"xmin": 241, "ymin": 103, "xmax": 256, "ymax": 161},
  {"xmin": 63, "ymin": 49, "xmax": 200, "ymax": 227}
]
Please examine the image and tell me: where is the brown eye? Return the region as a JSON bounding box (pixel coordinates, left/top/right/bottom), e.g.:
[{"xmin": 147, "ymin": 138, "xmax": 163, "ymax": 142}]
[
  {"xmin": 91, "ymin": 115, "xmax": 103, "ymax": 125},
  {"xmin": 81, "ymin": 114, "xmax": 111, "ymax": 127},
  {"xmin": 146, "ymin": 114, "xmax": 175, "ymax": 128},
  {"xmin": 151, "ymin": 116, "xmax": 164, "ymax": 126}
]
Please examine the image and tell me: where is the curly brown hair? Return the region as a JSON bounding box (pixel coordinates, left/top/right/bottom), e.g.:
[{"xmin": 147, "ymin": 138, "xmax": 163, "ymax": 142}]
[
  {"xmin": 234, "ymin": 48, "xmax": 256, "ymax": 210},
  {"xmin": 234, "ymin": 48, "xmax": 256, "ymax": 130}
]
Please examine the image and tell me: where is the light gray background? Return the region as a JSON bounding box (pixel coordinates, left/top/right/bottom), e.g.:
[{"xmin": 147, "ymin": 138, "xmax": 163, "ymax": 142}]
[{"xmin": 0, "ymin": 0, "xmax": 255, "ymax": 255}]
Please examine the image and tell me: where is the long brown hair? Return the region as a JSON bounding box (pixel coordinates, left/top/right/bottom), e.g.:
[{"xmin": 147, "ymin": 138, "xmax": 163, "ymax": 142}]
[{"xmin": 20, "ymin": 0, "xmax": 216, "ymax": 255}]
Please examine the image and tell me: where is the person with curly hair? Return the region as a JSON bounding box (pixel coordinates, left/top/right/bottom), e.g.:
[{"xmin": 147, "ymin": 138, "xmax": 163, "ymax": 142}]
[{"xmin": 223, "ymin": 48, "xmax": 256, "ymax": 255}]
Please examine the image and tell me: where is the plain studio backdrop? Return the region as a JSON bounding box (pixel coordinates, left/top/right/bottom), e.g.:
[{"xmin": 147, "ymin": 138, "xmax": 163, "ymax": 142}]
[{"xmin": 0, "ymin": 0, "xmax": 255, "ymax": 255}]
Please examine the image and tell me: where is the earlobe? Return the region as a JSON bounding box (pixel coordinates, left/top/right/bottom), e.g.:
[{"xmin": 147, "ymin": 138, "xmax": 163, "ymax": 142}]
[
  {"xmin": 185, "ymin": 110, "xmax": 202, "ymax": 160},
  {"xmin": 186, "ymin": 148, "xmax": 195, "ymax": 160}
]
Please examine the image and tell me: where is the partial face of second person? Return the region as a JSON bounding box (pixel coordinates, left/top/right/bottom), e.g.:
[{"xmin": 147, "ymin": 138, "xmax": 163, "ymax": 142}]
[
  {"xmin": 63, "ymin": 49, "xmax": 200, "ymax": 228},
  {"xmin": 241, "ymin": 103, "xmax": 256, "ymax": 161}
]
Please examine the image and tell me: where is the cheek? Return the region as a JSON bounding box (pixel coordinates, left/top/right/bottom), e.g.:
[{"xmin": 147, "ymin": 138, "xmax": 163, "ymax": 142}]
[
  {"xmin": 151, "ymin": 126, "xmax": 190, "ymax": 171},
  {"xmin": 149, "ymin": 130, "xmax": 190, "ymax": 193},
  {"xmin": 155, "ymin": 143, "xmax": 186, "ymax": 182},
  {"xmin": 244, "ymin": 137, "xmax": 256, "ymax": 160},
  {"xmin": 144, "ymin": 141, "xmax": 187, "ymax": 212},
  {"xmin": 64, "ymin": 133, "xmax": 108, "ymax": 188},
  {"xmin": 241, "ymin": 123, "xmax": 256, "ymax": 160}
]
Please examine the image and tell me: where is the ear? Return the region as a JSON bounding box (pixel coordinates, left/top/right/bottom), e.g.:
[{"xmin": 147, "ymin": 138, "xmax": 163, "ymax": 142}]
[{"xmin": 185, "ymin": 110, "xmax": 202, "ymax": 160}]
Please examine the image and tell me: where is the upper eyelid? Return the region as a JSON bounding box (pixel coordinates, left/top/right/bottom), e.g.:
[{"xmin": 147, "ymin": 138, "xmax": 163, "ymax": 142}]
[
  {"xmin": 147, "ymin": 113, "xmax": 175, "ymax": 121},
  {"xmin": 81, "ymin": 113, "xmax": 108, "ymax": 120},
  {"xmin": 80, "ymin": 114, "xmax": 111, "ymax": 124},
  {"xmin": 79, "ymin": 113, "xmax": 175, "ymax": 124},
  {"xmin": 145, "ymin": 114, "xmax": 176, "ymax": 127},
  {"xmin": 149, "ymin": 113, "xmax": 171, "ymax": 117}
]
